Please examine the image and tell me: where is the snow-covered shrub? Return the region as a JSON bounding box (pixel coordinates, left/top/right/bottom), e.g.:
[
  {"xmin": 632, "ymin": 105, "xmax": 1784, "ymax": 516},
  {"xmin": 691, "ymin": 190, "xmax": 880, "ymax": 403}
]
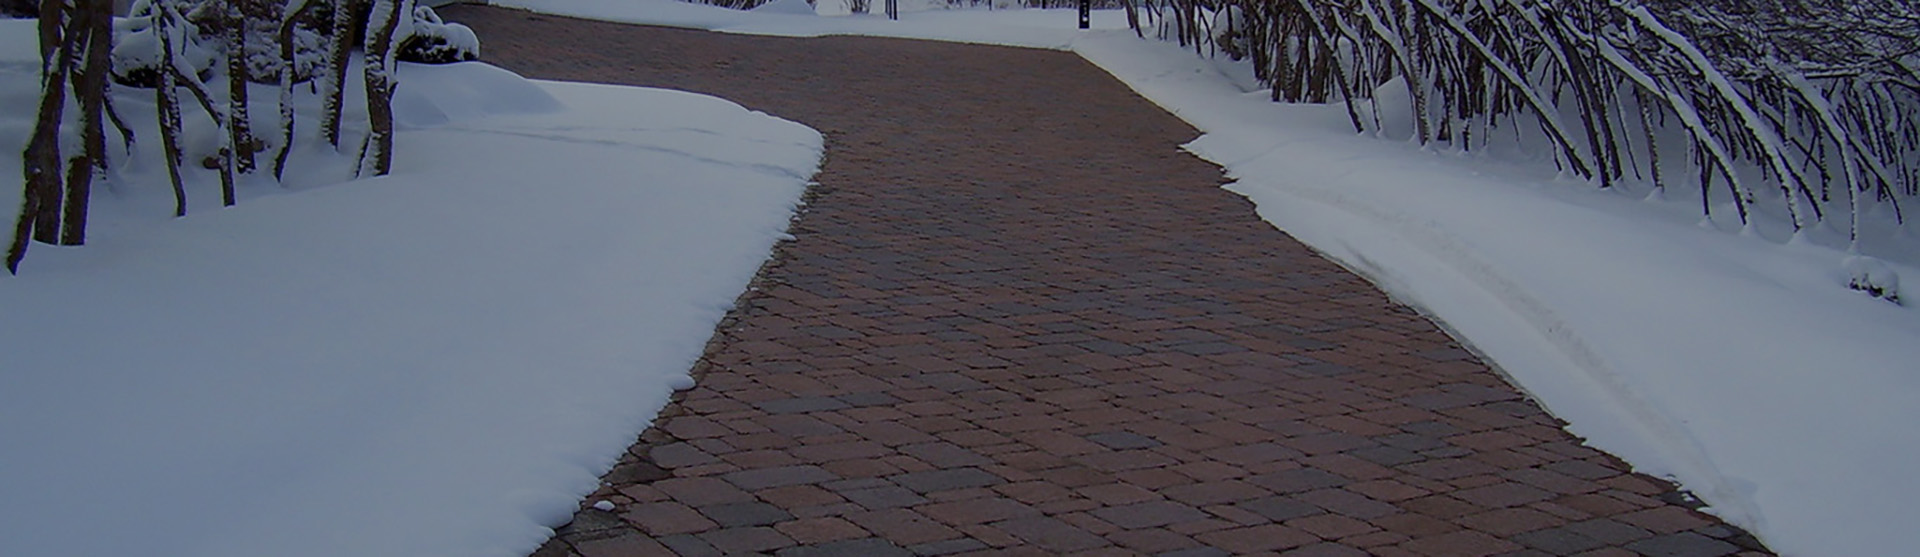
[
  {"xmin": 112, "ymin": 0, "xmax": 218, "ymax": 88},
  {"xmin": 111, "ymin": 0, "xmax": 331, "ymax": 87},
  {"xmin": 397, "ymin": 5, "xmax": 479, "ymax": 64},
  {"xmin": 1130, "ymin": 0, "xmax": 1920, "ymax": 259},
  {"xmin": 9, "ymin": 0, "xmax": 478, "ymax": 271},
  {"xmin": 263, "ymin": 0, "xmax": 333, "ymax": 84},
  {"xmin": 1845, "ymin": 256, "xmax": 1902, "ymax": 304},
  {"xmin": 1209, "ymin": 4, "xmax": 1249, "ymax": 61}
]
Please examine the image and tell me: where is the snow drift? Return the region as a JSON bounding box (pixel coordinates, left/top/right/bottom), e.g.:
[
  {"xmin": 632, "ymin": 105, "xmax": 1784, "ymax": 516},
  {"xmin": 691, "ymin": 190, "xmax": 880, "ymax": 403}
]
[{"xmin": 0, "ymin": 19, "xmax": 823, "ymax": 556}]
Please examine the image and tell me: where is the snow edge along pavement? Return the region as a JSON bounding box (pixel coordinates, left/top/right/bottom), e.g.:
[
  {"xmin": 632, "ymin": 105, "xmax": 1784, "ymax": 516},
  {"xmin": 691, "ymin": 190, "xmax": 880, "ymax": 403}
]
[{"xmin": 1068, "ymin": 30, "xmax": 1774, "ymax": 546}]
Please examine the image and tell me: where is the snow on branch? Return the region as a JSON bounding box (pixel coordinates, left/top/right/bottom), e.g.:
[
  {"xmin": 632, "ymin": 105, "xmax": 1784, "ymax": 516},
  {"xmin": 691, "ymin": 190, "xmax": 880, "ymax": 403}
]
[
  {"xmin": 1127, "ymin": 0, "xmax": 1920, "ymax": 239},
  {"xmin": 8, "ymin": 0, "xmax": 483, "ymax": 272}
]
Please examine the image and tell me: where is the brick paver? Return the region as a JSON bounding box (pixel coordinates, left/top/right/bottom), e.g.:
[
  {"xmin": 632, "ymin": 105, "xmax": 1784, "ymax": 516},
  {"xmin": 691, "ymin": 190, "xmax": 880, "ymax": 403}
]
[{"xmin": 443, "ymin": 6, "xmax": 1773, "ymax": 556}]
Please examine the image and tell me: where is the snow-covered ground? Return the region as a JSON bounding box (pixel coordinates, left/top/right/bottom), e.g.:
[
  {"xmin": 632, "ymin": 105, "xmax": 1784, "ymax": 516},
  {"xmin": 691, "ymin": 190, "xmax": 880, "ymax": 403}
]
[
  {"xmin": 493, "ymin": 0, "xmax": 1135, "ymax": 48},
  {"xmin": 0, "ymin": 18, "xmax": 820, "ymax": 557},
  {"xmin": 488, "ymin": 2, "xmax": 1909, "ymax": 555},
  {"xmin": 1082, "ymin": 39, "xmax": 1920, "ymax": 557}
]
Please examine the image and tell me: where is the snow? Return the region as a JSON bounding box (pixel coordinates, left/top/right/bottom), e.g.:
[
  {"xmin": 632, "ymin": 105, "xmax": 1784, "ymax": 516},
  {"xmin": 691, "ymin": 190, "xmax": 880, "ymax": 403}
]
[
  {"xmin": 0, "ymin": 16, "xmax": 820, "ymax": 557},
  {"xmin": 492, "ymin": 0, "xmax": 1132, "ymax": 48},
  {"xmin": 408, "ymin": 4, "xmax": 483, "ymax": 61},
  {"xmin": 1082, "ymin": 31, "xmax": 1920, "ymax": 556},
  {"xmin": 6, "ymin": 2, "xmax": 1918, "ymax": 556},
  {"xmin": 465, "ymin": 3, "xmax": 1912, "ymax": 555},
  {"xmin": 749, "ymin": 0, "xmax": 817, "ymax": 15},
  {"xmin": 1844, "ymin": 255, "xmax": 1901, "ymax": 303},
  {"xmin": 1621, "ymin": 4, "xmax": 1814, "ymax": 231}
]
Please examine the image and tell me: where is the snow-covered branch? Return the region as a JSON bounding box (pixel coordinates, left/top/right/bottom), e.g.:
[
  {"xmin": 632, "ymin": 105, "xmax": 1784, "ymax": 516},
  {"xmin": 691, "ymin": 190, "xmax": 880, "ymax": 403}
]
[{"xmin": 1127, "ymin": 0, "xmax": 1920, "ymax": 241}]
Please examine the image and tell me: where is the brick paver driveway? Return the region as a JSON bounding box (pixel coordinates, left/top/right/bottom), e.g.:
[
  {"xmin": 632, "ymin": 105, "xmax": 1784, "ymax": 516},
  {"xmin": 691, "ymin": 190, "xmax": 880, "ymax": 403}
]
[{"xmin": 444, "ymin": 6, "xmax": 1771, "ymax": 556}]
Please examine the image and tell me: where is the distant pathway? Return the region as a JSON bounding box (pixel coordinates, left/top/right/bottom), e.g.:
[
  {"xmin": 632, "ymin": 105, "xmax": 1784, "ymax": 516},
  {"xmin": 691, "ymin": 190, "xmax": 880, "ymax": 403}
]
[{"xmin": 445, "ymin": 6, "xmax": 1769, "ymax": 556}]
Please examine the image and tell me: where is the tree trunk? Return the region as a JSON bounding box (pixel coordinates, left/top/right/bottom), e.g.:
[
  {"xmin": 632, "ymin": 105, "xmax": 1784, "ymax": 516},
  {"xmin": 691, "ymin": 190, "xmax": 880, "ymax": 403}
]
[
  {"xmin": 151, "ymin": 0, "xmax": 189, "ymax": 218},
  {"xmin": 11, "ymin": 0, "xmax": 71, "ymax": 272},
  {"xmin": 320, "ymin": 0, "xmax": 358, "ymax": 148},
  {"xmin": 60, "ymin": 0, "xmax": 113, "ymax": 246},
  {"xmin": 274, "ymin": 0, "xmax": 320, "ymax": 181},
  {"xmin": 227, "ymin": 0, "xmax": 259, "ymax": 176},
  {"xmin": 358, "ymin": 0, "xmax": 403, "ymax": 177},
  {"xmin": 27, "ymin": 0, "xmax": 73, "ymax": 247}
]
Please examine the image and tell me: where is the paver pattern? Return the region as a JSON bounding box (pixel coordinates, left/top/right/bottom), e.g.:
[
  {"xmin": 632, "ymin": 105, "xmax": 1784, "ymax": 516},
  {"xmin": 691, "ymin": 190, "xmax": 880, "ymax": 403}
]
[{"xmin": 444, "ymin": 6, "xmax": 1772, "ymax": 556}]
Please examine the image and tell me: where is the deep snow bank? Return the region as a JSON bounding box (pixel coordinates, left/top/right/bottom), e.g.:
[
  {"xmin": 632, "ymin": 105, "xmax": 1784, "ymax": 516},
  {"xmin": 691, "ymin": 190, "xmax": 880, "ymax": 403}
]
[
  {"xmin": 1074, "ymin": 32, "xmax": 1920, "ymax": 556},
  {"xmin": 0, "ymin": 23, "xmax": 822, "ymax": 556}
]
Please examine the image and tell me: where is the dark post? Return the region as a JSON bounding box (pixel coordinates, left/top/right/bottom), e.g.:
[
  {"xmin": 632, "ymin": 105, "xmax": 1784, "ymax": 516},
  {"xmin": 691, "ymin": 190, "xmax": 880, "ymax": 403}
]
[
  {"xmin": 886, "ymin": 0, "xmax": 897, "ymax": 20},
  {"xmin": 1078, "ymin": 0, "xmax": 1089, "ymax": 29}
]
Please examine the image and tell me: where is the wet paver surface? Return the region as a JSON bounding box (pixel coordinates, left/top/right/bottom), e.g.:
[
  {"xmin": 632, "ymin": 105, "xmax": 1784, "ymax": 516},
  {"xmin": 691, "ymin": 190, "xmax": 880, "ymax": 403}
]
[{"xmin": 443, "ymin": 6, "xmax": 1772, "ymax": 556}]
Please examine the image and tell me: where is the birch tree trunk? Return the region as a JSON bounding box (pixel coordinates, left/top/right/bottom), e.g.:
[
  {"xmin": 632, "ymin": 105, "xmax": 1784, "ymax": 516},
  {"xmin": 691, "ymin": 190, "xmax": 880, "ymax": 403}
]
[
  {"xmin": 320, "ymin": 0, "xmax": 358, "ymax": 148},
  {"xmin": 358, "ymin": 0, "xmax": 403, "ymax": 176},
  {"xmin": 274, "ymin": 0, "xmax": 319, "ymax": 180},
  {"xmin": 227, "ymin": 0, "xmax": 263, "ymax": 177},
  {"xmin": 157, "ymin": 0, "xmax": 190, "ymax": 217}
]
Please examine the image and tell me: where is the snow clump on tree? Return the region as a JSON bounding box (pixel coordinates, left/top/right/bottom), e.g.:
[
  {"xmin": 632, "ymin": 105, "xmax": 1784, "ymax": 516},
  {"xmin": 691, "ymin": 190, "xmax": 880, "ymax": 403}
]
[{"xmin": 398, "ymin": 5, "xmax": 480, "ymax": 64}]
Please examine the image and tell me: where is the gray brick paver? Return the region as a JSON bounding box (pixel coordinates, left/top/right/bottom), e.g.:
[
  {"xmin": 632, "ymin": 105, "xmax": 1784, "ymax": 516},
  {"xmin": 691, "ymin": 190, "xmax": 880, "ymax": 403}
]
[
  {"xmin": 892, "ymin": 468, "xmax": 1005, "ymax": 494},
  {"xmin": 1091, "ymin": 501, "xmax": 1213, "ymax": 529},
  {"xmin": 723, "ymin": 465, "xmax": 839, "ymax": 490},
  {"xmin": 444, "ymin": 7, "xmax": 1773, "ymax": 556},
  {"xmin": 1624, "ymin": 532, "xmax": 1742, "ymax": 557},
  {"xmin": 700, "ymin": 501, "xmax": 794, "ymax": 527}
]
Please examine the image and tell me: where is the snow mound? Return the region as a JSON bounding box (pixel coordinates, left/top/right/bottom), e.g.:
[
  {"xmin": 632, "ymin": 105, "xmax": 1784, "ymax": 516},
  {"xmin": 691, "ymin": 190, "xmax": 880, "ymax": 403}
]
[
  {"xmin": 810, "ymin": 0, "xmax": 852, "ymax": 16},
  {"xmin": 1844, "ymin": 255, "xmax": 1901, "ymax": 304},
  {"xmin": 750, "ymin": 0, "xmax": 817, "ymax": 15},
  {"xmin": 0, "ymin": 60, "xmax": 822, "ymax": 557},
  {"xmin": 393, "ymin": 61, "xmax": 563, "ymax": 128}
]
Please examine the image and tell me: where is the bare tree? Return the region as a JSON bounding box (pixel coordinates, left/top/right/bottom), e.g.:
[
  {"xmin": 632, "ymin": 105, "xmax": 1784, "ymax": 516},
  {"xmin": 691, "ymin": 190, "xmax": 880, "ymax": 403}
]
[
  {"xmin": 9, "ymin": 0, "xmax": 115, "ymax": 272},
  {"xmin": 274, "ymin": 0, "xmax": 321, "ymax": 179},
  {"xmin": 1128, "ymin": 0, "xmax": 1920, "ymax": 242},
  {"xmin": 155, "ymin": 0, "xmax": 191, "ymax": 217},
  {"xmin": 357, "ymin": 0, "xmax": 404, "ymax": 176},
  {"xmin": 320, "ymin": 0, "xmax": 359, "ymax": 148},
  {"xmin": 224, "ymin": 0, "xmax": 274, "ymax": 177},
  {"xmin": 9, "ymin": 0, "xmax": 473, "ymax": 272},
  {"xmin": 9, "ymin": 0, "xmax": 73, "ymax": 272},
  {"xmin": 62, "ymin": 0, "xmax": 112, "ymax": 245}
]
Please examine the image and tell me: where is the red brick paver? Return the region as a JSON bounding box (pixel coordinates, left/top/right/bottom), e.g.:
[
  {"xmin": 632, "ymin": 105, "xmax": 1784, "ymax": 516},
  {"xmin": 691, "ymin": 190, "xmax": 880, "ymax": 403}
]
[{"xmin": 444, "ymin": 6, "xmax": 1772, "ymax": 556}]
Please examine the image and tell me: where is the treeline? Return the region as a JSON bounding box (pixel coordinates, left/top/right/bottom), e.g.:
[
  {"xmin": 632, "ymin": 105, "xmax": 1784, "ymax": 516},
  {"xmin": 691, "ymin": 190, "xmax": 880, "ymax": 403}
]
[
  {"xmin": 8, "ymin": 0, "xmax": 478, "ymax": 273},
  {"xmin": 1129, "ymin": 0, "xmax": 1919, "ymax": 248}
]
